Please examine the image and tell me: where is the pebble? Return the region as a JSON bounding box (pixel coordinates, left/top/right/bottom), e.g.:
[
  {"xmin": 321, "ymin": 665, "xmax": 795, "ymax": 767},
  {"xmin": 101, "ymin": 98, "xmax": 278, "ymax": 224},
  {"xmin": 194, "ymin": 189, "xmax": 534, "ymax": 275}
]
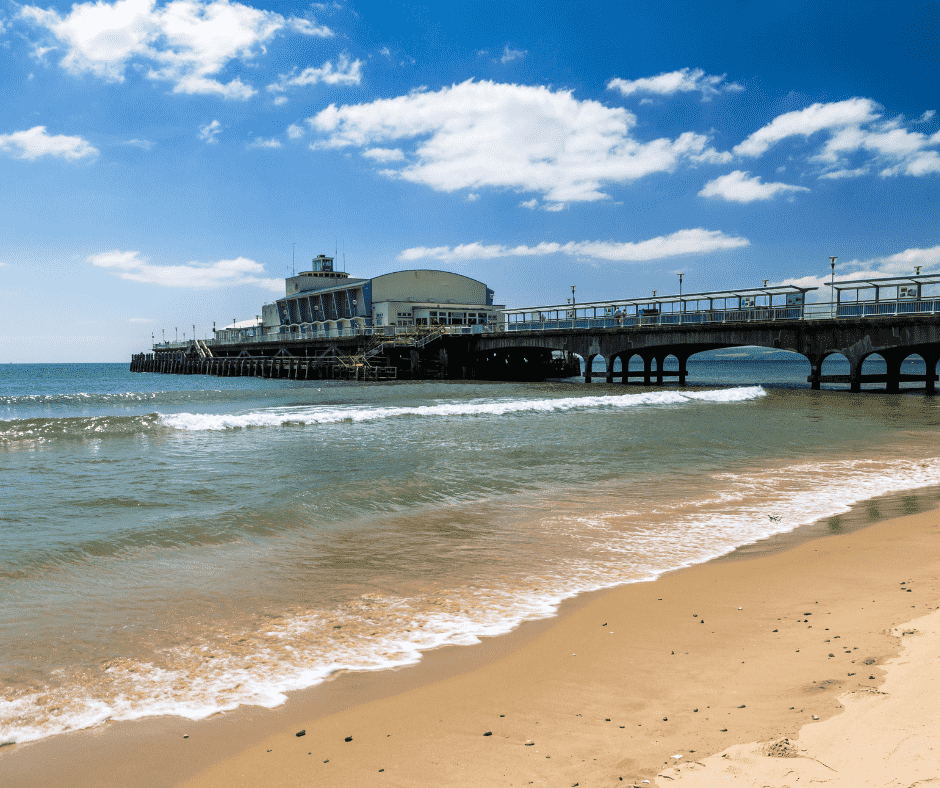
[
  {"xmin": 182, "ymin": 735, "xmax": 189, "ymax": 739},
  {"xmin": 484, "ymin": 731, "xmax": 493, "ymax": 736},
  {"xmin": 525, "ymin": 741, "xmax": 535, "ymax": 746},
  {"xmin": 344, "ymin": 736, "xmax": 353, "ymax": 742},
  {"xmin": 296, "ymin": 730, "xmax": 306, "ymax": 737}
]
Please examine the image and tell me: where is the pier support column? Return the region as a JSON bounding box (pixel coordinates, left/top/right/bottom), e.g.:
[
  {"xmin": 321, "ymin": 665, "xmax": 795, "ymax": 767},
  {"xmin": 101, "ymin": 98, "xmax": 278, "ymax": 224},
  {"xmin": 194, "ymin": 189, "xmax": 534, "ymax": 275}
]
[
  {"xmin": 605, "ymin": 356, "xmax": 615, "ymax": 383},
  {"xmin": 883, "ymin": 352, "xmax": 904, "ymax": 393},
  {"xmin": 807, "ymin": 355, "xmax": 823, "ymax": 390},
  {"xmin": 584, "ymin": 353, "xmax": 594, "ymax": 383},
  {"xmin": 925, "ymin": 352, "xmax": 940, "ymax": 396},
  {"xmin": 642, "ymin": 354, "xmax": 654, "ymax": 385},
  {"xmin": 655, "ymin": 354, "xmax": 666, "ymax": 385},
  {"xmin": 677, "ymin": 353, "xmax": 689, "ymax": 386}
]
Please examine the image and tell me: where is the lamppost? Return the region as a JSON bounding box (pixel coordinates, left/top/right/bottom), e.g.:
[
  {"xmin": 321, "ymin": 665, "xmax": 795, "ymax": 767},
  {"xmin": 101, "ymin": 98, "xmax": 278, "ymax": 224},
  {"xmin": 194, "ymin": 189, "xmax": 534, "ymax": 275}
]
[
  {"xmin": 829, "ymin": 256, "xmax": 837, "ymax": 318},
  {"xmin": 192, "ymin": 324, "xmax": 195, "ymax": 342},
  {"xmin": 175, "ymin": 327, "xmax": 178, "ymax": 342},
  {"xmin": 162, "ymin": 329, "xmax": 165, "ymax": 344},
  {"xmin": 571, "ymin": 285, "xmax": 576, "ymax": 320}
]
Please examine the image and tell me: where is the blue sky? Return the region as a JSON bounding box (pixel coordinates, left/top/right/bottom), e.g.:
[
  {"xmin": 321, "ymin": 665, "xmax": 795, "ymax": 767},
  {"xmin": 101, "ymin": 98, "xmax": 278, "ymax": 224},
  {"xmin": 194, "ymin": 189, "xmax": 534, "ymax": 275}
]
[{"xmin": 1, "ymin": 0, "xmax": 938, "ymax": 361}]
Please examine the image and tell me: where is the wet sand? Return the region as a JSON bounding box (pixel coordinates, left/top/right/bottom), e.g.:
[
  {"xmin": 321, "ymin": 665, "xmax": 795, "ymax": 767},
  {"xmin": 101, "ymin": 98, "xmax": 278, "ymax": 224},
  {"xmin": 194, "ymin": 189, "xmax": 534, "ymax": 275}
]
[{"xmin": 3, "ymin": 491, "xmax": 940, "ymax": 787}]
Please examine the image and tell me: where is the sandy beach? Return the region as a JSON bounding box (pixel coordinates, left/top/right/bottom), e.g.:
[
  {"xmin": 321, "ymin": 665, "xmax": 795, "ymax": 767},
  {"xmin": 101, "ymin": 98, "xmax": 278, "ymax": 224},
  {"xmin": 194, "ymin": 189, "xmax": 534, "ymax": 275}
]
[{"xmin": 4, "ymin": 492, "xmax": 940, "ymax": 788}]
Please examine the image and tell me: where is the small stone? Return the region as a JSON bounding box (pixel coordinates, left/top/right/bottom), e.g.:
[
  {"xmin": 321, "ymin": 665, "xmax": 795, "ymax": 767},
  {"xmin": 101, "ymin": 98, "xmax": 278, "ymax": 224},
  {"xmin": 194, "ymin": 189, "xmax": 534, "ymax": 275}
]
[
  {"xmin": 379, "ymin": 768, "xmax": 384, "ymax": 772},
  {"xmin": 693, "ymin": 709, "xmax": 698, "ymax": 712},
  {"xmin": 296, "ymin": 730, "xmax": 306, "ymax": 737},
  {"xmin": 812, "ymin": 715, "xmax": 819, "ymax": 720},
  {"xmin": 773, "ymin": 629, "xmax": 778, "ymax": 632},
  {"xmin": 870, "ymin": 675, "xmax": 876, "ymax": 679},
  {"xmin": 737, "ymin": 705, "xmax": 746, "ymax": 709},
  {"xmin": 720, "ymin": 728, "xmax": 728, "ymax": 732},
  {"xmin": 344, "ymin": 736, "xmax": 353, "ymax": 742},
  {"xmin": 525, "ymin": 741, "xmax": 535, "ymax": 746},
  {"xmin": 663, "ymin": 717, "xmax": 668, "ymax": 721},
  {"xmin": 324, "ymin": 759, "xmax": 329, "ymax": 763},
  {"xmin": 183, "ymin": 735, "xmax": 189, "ymax": 739},
  {"xmin": 484, "ymin": 731, "xmax": 492, "ymax": 736}
]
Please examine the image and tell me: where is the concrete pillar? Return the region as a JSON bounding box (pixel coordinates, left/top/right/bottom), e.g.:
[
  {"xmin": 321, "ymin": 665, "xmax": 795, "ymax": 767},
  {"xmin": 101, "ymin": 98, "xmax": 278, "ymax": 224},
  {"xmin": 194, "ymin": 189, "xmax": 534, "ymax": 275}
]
[
  {"xmin": 584, "ymin": 353, "xmax": 594, "ymax": 383},
  {"xmin": 643, "ymin": 354, "xmax": 654, "ymax": 385},
  {"xmin": 849, "ymin": 356, "xmax": 863, "ymax": 393},
  {"xmin": 883, "ymin": 352, "xmax": 903, "ymax": 393},
  {"xmin": 925, "ymin": 352, "xmax": 940, "ymax": 396},
  {"xmin": 677, "ymin": 353, "xmax": 689, "ymax": 386},
  {"xmin": 605, "ymin": 356, "xmax": 615, "ymax": 383},
  {"xmin": 807, "ymin": 355, "xmax": 823, "ymax": 390},
  {"xmin": 655, "ymin": 354, "xmax": 666, "ymax": 385}
]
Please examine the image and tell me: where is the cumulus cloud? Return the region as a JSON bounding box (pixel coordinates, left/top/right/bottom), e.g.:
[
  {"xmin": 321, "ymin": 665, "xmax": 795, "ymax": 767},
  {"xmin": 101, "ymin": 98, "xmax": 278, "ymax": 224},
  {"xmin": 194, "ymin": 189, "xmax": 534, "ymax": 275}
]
[
  {"xmin": 727, "ymin": 97, "xmax": 940, "ymax": 179},
  {"xmin": 124, "ymin": 137, "xmax": 155, "ymax": 149},
  {"xmin": 20, "ymin": 0, "xmax": 333, "ymax": 99},
  {"xmin": 399, "ymin": 229, "xmax": 748, "ymax": 264},
  {"xmin": 361, "ymin": 147, "xmax": 404, "ymax": 162},
  {"xmin": 500, "ymin": 45, "xmax": 526, "ymax": 64},
  {"xmin": 734, "ymin": 98, "xmax": 880, "ymax": 157},
  {"xmin": 247, "ymin": 136, "xmax": 281, "ymax": 149},
  {"xmin": 0, "ymin": 125, "xmax": 98, "ymax": 160},
  {"xmin": 267, "ymin": 52, "xmax": 362, "ymax": 96},
  {"xmin": 777, "ymin": 244, "xmax": 940, "ymax": 296},
  {"xmin": 699, "ymin": 170, "xmax": 809, "ymax": 202},
  {"xmin": 88, "ymin": 249, "xmax": 283, "ymax": 290},
  {"xmin": 286, "ymin": 123, "xmax": 304, "ymax": 139},
  {"xmin": 198, "ymin": 119, "xmax": 221, "ymax": 143},
  {"xmin": 307, "ymin": 80, "xmax": 727, "ymax": 205},
  {"xmin": 607, "ymin": 68, "xmax": 743, "ymax": 101}
]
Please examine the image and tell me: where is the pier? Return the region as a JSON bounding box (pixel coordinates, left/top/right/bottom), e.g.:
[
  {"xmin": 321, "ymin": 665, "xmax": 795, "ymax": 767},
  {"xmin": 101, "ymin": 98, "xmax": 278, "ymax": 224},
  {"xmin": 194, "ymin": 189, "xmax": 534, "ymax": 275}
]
[{"xmin": 132, "ymin": 273, "xmax": 940, "ymax": 393}]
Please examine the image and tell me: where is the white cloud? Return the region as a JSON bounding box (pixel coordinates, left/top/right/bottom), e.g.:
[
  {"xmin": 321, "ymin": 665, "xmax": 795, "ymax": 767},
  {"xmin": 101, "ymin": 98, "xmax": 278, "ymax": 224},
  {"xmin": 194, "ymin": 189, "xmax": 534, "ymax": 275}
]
[
  {"xmin": 89, "ymin": 249, "xmax": 283, "ymax": 290},
  {"xmin": 399, "ymin": 229, "xmax": 748, "ymax": 264},
  {"xmin": 778, "ymin": 244, "xmax": 940, "ymax": 295},
  {"xmin": 699, "ymin": 170, "xmax": 809, "ymax": 202},
  {"xmin": 607, "ymin": 68, "xmax": 743, "ymax": 101},
  {"xmin": 519, "ymin": 198, "xmax": 538, "ymax": 209},
  {"xmin": 267, "ymin": 52, "xmax": 362, "ymax": 95},
  {"xmin": 500, "ymin": 45, "xmax": 526, "ymax": 64},
  {"xmin": 20, "ymin": 0, "xmax": 333, "ymax": 99},
  {"xmin": 247, "ymin": 136, "xmax": 281, "ymax": 149},
  {"xmin": 308, "ymin": 80, "xmax": 727, "ymax": 205},
  {"xmin": 286, "ymin": 123, "xmax": 304, "ymax": 139},
  {"xmin": 362, "ymin": 147, "xmax": 404, "ymax": 162},
  {"xmin": 125, "ymin": 137, "xmax": 155, "ymax": 149},
  {"xmin": 817, "ymin": 167, "xmax": 868, "ymax": 180},
  {"xmin": 198, "ymin": 119, "xmax": 221, "ymax": 143},
  {"xmin": 466, "ymin": 192, "xmax": 479, "ymax": 201},
  {"xmin": 0, "ymin": 125, "xmax": 98, "ymax": 160},
  {"xmin": 734, "ymin": 98, "xmax": 880, "ymax": 157}
]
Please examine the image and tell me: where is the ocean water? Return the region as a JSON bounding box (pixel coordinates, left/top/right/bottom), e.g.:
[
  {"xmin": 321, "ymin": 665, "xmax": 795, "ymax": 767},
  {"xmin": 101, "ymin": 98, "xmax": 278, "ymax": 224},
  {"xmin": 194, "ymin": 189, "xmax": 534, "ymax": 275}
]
[{"xmin": 2, "ymin": 354, "xmax": 940, "ymax": 746}]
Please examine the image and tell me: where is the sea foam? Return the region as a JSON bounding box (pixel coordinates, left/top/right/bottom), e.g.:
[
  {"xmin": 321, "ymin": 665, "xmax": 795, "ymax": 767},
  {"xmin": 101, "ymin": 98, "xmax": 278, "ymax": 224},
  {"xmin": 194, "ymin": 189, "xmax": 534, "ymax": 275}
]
[{"xmin": 160, "ymin": 386, "xmax": 766, "ymax": 431}]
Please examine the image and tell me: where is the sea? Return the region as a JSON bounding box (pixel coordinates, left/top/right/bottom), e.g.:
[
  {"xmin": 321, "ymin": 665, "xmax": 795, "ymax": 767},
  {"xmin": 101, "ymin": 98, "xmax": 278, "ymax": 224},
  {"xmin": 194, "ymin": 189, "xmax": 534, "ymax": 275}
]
[{"xmin": 2, "ymin": 350, "xmax": 940, "ymax": 747}]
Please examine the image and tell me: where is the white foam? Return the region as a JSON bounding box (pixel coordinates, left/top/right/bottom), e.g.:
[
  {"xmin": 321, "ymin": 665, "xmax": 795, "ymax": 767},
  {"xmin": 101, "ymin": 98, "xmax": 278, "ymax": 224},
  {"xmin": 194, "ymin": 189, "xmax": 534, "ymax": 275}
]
[
  {"xmin": 7, "ymin": 450, "xmax": 940, "ymax": 748},
  {"xmin": 160, "ymin": 386, "xmax": 766, "ymax": 431}
]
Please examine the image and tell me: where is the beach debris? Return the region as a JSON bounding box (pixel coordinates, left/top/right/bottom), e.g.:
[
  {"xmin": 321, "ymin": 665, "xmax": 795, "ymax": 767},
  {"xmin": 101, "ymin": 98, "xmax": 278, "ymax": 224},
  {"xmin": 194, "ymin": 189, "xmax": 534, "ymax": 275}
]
[
  {"xmin": 183, "ymin": 734, "xmax": 189, "ymax": 739},
  {"xmin": 693, "ymin": 709, "xmax": 698, "ymax": 712},
  {"xmin": 763, "ymin": 738, "xmax": 800, "ymax": 758},
  {"xmin": 812, "ymin": 715, "xmax": 819, "ymax": 720},
  {"xmin": 773, "ymin": 629, "xmax": 778, "ymax": 632},
  {"xmin": 296, "ymin": 730, "xmax": 306, "ymax": 737},
  {"xmin": 324, "ymin": 759, "xmax": 329, "ymax": 763},
  {"xmin": 602, "ymin": 622, "xmax": 607, "ymax": 626},
  {"xmin": 671, "ymin": 754, "xmax": 683, "ymax": 759},
  {"xmin": 738, "ymin": 607, "xmax": 742, "ymax": 610},
  {"xmin": 737, "ymin": 705, "xmax": 746, "ymax": 708},
  {"xmin": 379, "ymin": 768, "xmax": 385, "ymax": 772},
  {"xmin": 344, "ymin": 736, "xmax": 353, "ymax": 742},
  {"xmin": 720, "ymin": 728, "xmax": 728, "ymax": 732},
  {"xmin": 484, "ymin": 731, "xmax": 492, "ymax": 736},
  {"xmin": 525, "ymin": 741, "xmax": 535, "ymax": 746},
  {"xmin": 768, "ymin": 515, "xmax": 781, "ymax": 521}
]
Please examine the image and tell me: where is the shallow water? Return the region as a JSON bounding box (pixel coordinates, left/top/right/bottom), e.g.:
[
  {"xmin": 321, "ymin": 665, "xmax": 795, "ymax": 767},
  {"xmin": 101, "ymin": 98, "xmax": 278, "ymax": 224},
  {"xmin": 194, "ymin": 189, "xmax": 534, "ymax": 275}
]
[{"xmin": 2, "ymin": 357, "xmax": 940, "ymax": 744}]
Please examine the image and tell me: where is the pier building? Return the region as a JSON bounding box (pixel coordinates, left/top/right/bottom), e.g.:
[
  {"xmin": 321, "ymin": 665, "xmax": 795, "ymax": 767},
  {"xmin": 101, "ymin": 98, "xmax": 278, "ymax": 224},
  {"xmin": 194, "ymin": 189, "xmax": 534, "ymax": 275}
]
[{"xmin": 264, "ymin": 255, "xmax": 499, "ymax": 339}]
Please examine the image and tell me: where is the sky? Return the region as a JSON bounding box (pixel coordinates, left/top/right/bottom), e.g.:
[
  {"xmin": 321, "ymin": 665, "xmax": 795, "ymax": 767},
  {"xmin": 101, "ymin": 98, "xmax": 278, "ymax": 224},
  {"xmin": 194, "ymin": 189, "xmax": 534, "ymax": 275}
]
[{"xmin": 0, "ymin": 0, "xmax": 938, "ymax": 361}]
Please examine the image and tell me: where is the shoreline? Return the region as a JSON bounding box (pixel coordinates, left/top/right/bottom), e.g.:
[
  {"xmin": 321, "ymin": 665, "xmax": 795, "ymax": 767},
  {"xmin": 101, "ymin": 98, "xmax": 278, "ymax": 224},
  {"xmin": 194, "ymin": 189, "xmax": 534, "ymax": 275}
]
[{"xmin": 3, "ymin": 484, "xmax": 940, "ymax": 787}]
